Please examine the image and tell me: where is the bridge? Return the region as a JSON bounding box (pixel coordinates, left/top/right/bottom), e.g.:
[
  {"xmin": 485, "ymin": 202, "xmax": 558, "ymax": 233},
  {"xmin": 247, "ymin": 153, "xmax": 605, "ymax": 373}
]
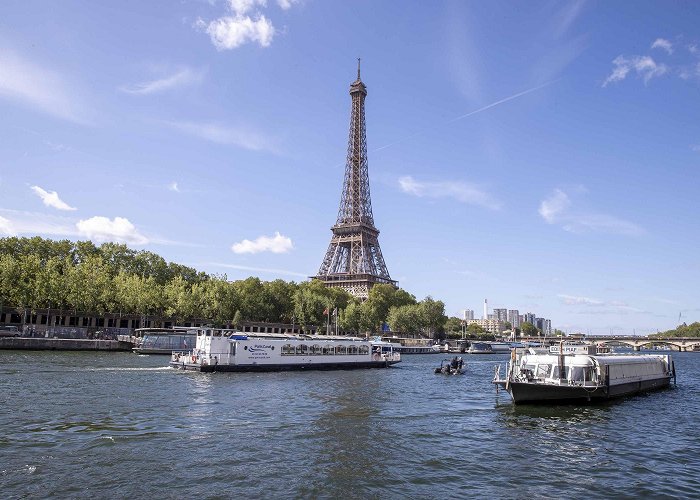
[{"xmin": 519, "ymin": 336, "xmax": 700, "ymax": 352}]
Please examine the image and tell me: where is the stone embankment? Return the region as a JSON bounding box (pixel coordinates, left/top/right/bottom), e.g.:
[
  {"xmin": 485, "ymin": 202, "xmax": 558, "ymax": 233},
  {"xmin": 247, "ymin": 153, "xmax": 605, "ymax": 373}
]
[{"xmin": 0, "ymin": 338, "xmax": 132, "ymax": 351}]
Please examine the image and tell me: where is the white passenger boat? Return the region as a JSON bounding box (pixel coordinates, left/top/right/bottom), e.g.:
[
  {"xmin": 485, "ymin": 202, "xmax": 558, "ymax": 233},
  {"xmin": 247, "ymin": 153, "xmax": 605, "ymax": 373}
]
[
  {"xmin": 493, "ymin": 344, "xmax": 676, "ymax": 404},
  {"xmin": 170, "ymin": 328, "xmax": 401, "ymax": 372}
]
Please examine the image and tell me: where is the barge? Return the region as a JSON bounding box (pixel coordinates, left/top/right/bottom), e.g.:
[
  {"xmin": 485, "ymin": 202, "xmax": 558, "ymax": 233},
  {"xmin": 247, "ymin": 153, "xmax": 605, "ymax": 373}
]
[
  {"xmin": 493, "ymin": 344, "xmax": 675, "ymax": 404},
  {"xmin": 170, "ymin": 328, "xmax": 401, "ymax": 372}
]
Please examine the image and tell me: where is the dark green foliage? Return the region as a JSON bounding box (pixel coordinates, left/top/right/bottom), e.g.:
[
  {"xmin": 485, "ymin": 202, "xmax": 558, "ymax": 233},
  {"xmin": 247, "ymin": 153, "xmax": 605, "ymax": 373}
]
[{"xmin": 0, "ymin": 237, "xmax": 447, "ymax": 334}]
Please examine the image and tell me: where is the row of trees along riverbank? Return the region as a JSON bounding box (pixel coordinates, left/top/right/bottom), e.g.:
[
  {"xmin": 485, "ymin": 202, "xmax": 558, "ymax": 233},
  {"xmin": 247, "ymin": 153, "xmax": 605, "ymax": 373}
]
[{"xmin": 0, "ymin": 237, "xmax": 454, "ymax": 337}]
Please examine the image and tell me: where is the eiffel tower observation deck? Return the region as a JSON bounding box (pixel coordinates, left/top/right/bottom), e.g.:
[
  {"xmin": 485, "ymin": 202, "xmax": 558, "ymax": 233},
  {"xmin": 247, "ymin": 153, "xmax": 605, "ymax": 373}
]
[{"xmin": 314, "ymin": 61, "xmax": 397, "ymax": 299}]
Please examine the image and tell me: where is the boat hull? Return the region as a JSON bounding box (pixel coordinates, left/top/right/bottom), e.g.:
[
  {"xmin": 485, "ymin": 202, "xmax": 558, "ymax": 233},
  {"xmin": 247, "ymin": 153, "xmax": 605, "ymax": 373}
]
[
  {"xmin": 170, "ymin": 359, "xmax": 400, "ymax": 372},
  {"xmin": 507, "ymin": 376, "xmax": 672, "ymax": 404}
]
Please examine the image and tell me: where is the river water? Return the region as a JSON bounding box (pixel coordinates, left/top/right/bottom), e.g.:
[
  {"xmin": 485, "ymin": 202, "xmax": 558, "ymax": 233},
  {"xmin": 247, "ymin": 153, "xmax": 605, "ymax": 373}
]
[{"xmin": 1, "ymin": 350, "xmax": 699, "ymax": 498}]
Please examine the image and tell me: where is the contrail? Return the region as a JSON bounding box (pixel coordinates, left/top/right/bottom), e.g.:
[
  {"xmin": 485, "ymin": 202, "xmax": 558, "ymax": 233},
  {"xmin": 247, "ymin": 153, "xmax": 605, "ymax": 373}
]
[{"xmin": 373, "ymin": 79, "xmax": 558, "ymax": 153}]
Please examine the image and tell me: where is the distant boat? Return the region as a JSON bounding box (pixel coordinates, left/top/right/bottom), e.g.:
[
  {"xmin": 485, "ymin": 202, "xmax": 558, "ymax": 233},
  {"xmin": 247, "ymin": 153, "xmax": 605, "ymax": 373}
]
[
  {"xmin": 467, "ymin": 342, "xmax": 511, "ymax": 354},
  {"xmin": 131, "ymin": 327, "xmax": 197, "ymax": 355},
  {"xmin": 493, "ymin": 344, "xmax": 676, "ymax": 404}
]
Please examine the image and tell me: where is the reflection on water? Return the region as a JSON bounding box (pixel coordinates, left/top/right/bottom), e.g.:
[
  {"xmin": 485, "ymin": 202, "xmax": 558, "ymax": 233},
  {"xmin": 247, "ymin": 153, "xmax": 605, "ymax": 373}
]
[{"xmin": 1, "ymin": 351, "xmax": 699, "ymax": 498}]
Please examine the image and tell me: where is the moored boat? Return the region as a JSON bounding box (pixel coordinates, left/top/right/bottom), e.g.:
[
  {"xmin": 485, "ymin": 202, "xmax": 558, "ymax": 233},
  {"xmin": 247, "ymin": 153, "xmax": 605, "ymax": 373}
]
[
  {"xmin": 170, "ymin": 328, "xmax": 401, "ymax": 372},
  {"xmin": 131, "ymin": 327, "xmax": 197, "ymax": 354},
  {"xmin": 468, "ymin": 341, "xmax": 511, "ymax": 354},
  {"xmin": 493, "ymin": 344, "xmax": 675, "ymax": 404}
]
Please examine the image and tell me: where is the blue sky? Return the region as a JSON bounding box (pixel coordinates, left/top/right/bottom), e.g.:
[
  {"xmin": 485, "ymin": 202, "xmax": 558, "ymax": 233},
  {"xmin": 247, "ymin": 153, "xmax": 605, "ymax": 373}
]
[{"xmin": 1, "ymin": 1, "xmax": 699, "ymax": 334}]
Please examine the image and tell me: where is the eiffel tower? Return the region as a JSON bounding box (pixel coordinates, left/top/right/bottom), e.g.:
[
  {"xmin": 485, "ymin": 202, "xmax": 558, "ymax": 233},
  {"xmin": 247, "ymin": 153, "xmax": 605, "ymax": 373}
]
[{"xmin": 314, "ymin": 60, "xmax": 397, "ymax": 299}]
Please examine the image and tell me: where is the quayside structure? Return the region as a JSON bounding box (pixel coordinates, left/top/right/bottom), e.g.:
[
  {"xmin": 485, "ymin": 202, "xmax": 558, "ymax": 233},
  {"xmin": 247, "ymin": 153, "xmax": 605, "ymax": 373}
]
[{"xmin": 313, "ymin": 60, "xmax": 396, "ymax": 299}]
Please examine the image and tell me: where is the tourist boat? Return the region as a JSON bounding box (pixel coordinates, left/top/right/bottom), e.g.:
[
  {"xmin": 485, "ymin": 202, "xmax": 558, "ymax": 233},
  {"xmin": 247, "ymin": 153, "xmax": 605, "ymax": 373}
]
[
  {"xmin": 131, "ymin": 327, "xmax": 197, "ymax": 355},
  {"xmin": 493, "ymin": 344, "xmax": 676, "ymax": 404},
  {"xmin": 170, "ymin": 328, "xmax": 401, "ymax": 372}
]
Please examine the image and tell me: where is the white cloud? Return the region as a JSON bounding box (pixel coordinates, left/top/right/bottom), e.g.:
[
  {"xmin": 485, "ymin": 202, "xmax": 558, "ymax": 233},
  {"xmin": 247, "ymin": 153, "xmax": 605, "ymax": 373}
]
[
  {"xmin": 0, "ymin": 48, "xmax": 89, "ymax": 123},
  {"xmin": 76, "ymin": 216, "xmax": 148, "ymax": 245},
  {"xmin": 602, "ymin": 55, "xmax": 668, "ymax": 86},
  {"xmin": 538, "ymin": 188, "xmax": 570, "ymax": 223},
  {"xmin": 231, "ymin": 231, "xmax": 293, "ymax": 254},
  {"xmin": 539, "ymin": 188, "xmax": 644, "ymax": 236},
  {"xmin": 200, "ymin": 14, "xmax": 275, "ymax": 49},
  {"xmin": 277, "ymin": 0, "xmax": 299, "ymax": 9},
  {"xmin": 168, "ymin": 181, "xmax": 180, "ymax": 192},
  {"xmin": 30, "ymin": 186, "xmax": 77, "ymax": 211},
  {"xmin": 651, "ymin": 38, "xmax": 673, "ymax": 54},
  {"xmin": 398, "ymin": 175, "xmax": 501, "ymax": 210},
  {"xmin": 120, "ymin": 67, "xmax": 204, "ymax": 95},
  {"xmin": 0, "ymin": 216, "xmax": 16, "ymax": 236},
  {"xmin": 229, "ymin": 0, "xmax": 267, "ymax": 15},
  {"xmin": 165, "ymin": 120, "xmax": 273, "ymax": 151}
]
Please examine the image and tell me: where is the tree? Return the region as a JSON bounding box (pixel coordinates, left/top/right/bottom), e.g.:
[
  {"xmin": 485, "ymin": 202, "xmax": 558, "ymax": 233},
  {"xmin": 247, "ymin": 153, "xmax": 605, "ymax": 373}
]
[
  {"xmin": 444, "ymin": 316, "xmax": 463, "ymax": 338},
  {"xmin": 387, "ymin": 304, "xmax": 425, "ymax": 335},
  {"xmin": 419, "ymin": 296, "xmax": 446, "ymax": 338},
  {"xmin": 521, "ymin": 321, "xmax": 538, "ymax": 337}
]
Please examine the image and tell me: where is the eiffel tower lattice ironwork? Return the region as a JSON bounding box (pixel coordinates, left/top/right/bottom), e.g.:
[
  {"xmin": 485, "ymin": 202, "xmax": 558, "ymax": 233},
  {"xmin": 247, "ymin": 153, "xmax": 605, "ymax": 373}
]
[{"xmin": 314, "ymin": 61, "xmax": 397, "ymax": 299}]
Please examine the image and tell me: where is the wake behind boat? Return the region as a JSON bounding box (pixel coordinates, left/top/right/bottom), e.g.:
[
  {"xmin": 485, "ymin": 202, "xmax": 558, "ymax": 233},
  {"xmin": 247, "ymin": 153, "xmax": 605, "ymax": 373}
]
[
  {"xmin": 493, "ymin": 344, "xmax": 675, "ymax": 404},
  {"xmin": 170, "ymin": 328, "xmax": 401, "ymax": 372}
]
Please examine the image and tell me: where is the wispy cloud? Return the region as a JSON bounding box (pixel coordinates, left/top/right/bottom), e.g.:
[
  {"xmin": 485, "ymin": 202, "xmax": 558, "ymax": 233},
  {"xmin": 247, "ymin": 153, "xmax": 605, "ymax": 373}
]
[
  {"xmin": 558, "ymin": 294, "xmax": 649, "ymax": 315},
  {"xmin": 539, "ymin": 188, "xmax": 644, "ymax": 236},
  {"xmin": 120, "ymin": 67, "xmax": 205, "ymax": 95},
  {"xmin": 168, "ymin": 181, "xmax": 180, "ymax": 193},
  {"xmin": 651, "ymin": 38, "xmax": 673, "ymax": 55},
  {"xmin": 76, "ymin": 216, "xmax": 149, "ymax": 245},
  {"xmin": 558, "ymin": 294, "xmax": 604, "ymax": 306},
  {"xmin": 398, "ymin": 175, "xmax": 501, "ymax": 210},
  {"xmin": 602, "ymin": 55, "xmax": 667, "ymax": 86},
  {"xmin": 30, "ymin": 186, "xmax": 77, "ymax": 211},
  {"xmin": 0, "ymin": 216, "xmax": 16, "ymax": 236},
  {"xmin": 164, "ymin": 120, "xmax": 274, "ymax": 151},
  {"xmin": 231, "ymin": 231, "xmax": 293, "ymax": 254},
  {"xmin": 277, "ymin": 0, "xmax": 299, "ymax": 9},
  {"xmin": 207, "ymin": 262, "xmax": 307, "ymax": 278},
  {"xmin": 552, "ymin": 0, "xmax": 586, "ymax": 39},
  {"xmin": 0, "ymin": 47, "xmax": 90, "ymax": 124}
]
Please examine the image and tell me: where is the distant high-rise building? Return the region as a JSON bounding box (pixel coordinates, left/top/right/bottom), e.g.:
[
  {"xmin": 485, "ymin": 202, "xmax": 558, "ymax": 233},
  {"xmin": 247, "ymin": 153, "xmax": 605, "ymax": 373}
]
[
  {"xmin": 493, "ymin": 308, "xmax": 508, "ymax": 322},
  {"xmin": 535, "ymin": 317, "xmax": 545, "ymax": 332},
  {"xmin": 508, "ymin": 310, "xmax": 520, "ymax": 328},
  {"xmin": 483, "ymin": 299, "xmax": 488, "ymax": 320},
  {"xmin": 463, "ymin": 309, "xmax": 475, "ymax": 321},
  {"xmin": 544, "ymin": 319, "xmax": 552, "ymax": 336},
  {"xmin": 523, "ymin": 312, "xmax": 536, "ymax": 326}
]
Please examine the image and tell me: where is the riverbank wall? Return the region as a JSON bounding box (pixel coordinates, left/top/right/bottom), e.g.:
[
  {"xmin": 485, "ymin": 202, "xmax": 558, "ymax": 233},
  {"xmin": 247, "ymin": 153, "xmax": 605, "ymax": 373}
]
[{"xmin": 0, "ymin": 338, "xmax": 133, "ymax": 351}]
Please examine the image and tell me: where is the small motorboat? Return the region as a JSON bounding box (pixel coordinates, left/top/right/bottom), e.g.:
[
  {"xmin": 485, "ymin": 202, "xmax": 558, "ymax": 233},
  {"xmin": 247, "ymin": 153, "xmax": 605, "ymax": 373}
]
[{"xmin": 434, "ymin": 357, "xmax": 465, "ymax": 375}]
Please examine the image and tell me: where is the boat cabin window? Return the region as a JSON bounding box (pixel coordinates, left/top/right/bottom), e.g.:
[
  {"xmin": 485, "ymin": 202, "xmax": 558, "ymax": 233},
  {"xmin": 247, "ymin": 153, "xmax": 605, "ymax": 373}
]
[
  {"xmin": 282, "ymin": 344, "xmax": 294, "ymax": 356},
  {"xmin": 569, "ymin": 366, "xmax": 595, "ymax": 382},
  {"xmin": 336, "ymin": 345, "xmax": 347, "ymax": 355},
  {"xmin": 348, "ymin": 345, "xmax": 358, "ymax": 355},
  {"xmin": 359, "ymin": 345, "xmax": 369, "ymax": 355},
  {"xmin": 311, "ymin": 344, "xmax": 323, "ymax": 355},
  {"xmin": 535, "ymin": 364, "xmax": 552, "ymax": 379},
  {"xmin": 297, "ymin": 344, "xmax": 308, "ymax": 355},
  {"xmin": 230, "ymin": 343, "xmax": 236, "ymax": 355}
]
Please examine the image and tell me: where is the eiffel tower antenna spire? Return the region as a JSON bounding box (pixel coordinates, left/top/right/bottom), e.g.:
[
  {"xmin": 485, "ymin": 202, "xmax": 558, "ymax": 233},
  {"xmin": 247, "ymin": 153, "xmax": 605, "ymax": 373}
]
[{"xmin": 314, "ymin": 62, "xmax": 397, "ymax": 299}]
